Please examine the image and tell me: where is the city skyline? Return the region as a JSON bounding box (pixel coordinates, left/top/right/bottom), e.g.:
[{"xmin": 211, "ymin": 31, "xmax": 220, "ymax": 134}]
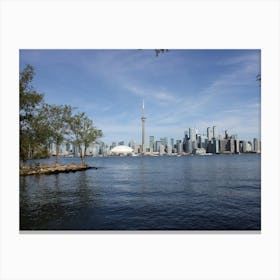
[
  {"xmin": 49, "ymin": 120, "xmax": 261, "ymax": 157},
  {"xmin": 19, "ymin": 49, "xmax": 261, "ymax": 145}
]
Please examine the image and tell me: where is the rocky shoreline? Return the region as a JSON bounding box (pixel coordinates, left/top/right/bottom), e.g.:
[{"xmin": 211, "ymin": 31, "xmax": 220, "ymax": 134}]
[{"xmin": 20, "ymin": 164, "xmax": 97, "ymax": 176}]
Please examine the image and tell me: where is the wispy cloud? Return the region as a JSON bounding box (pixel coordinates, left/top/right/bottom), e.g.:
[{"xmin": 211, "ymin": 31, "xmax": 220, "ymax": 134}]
[
  {"xmin": 20, "ymin": 49, "xmax": 261, "ymax": 144},
  {"xmin": 124, "ymin": 84, "xmax": 176, "ymax": 102}
]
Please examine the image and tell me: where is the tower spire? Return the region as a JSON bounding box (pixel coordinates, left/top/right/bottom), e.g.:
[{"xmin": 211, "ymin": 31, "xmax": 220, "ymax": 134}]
[{"xmin": 141, "ymin": 100, "xmax": 146, "ymax": 154}]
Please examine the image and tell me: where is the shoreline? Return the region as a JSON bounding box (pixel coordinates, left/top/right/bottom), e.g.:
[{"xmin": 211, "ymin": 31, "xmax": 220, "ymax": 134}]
[{"xmin": 20, "ymin": 164, "xmax": 97, "ymax": 176}]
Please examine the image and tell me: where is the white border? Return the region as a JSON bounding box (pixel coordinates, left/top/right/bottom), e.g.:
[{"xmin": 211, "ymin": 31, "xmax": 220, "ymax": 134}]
[{"xmin": 1, "ymin": 1, "xmax": 279, "ymax": 280}]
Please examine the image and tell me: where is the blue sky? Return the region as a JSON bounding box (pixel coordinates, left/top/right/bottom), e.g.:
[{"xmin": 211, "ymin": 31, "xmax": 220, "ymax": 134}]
[{"xmin": 20, "ymin": 49, "xmax": 261, "ymax": 145}]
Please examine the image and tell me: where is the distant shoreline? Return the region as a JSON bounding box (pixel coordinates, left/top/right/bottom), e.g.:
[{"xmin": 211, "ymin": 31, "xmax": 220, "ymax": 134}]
[{"xmin": 20, "ymin": 164, "xmax": 97, "ymax": 176}]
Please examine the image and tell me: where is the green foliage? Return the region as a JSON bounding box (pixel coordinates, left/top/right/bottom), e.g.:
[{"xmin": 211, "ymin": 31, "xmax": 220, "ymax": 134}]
[
  {"xmin": 69, "ymin": 112, "xmax": 103, "ymax": 164},
  {"xmin": 20, "ymin": 64, "xmax": 46, "ymax": 164},
  {"xmin": 20, "ymin": 64, "xmax": 103, "ymax": 167},
  {"xmin": 40, "ymin": 104, "xmax": 73, "ymax": 165}
]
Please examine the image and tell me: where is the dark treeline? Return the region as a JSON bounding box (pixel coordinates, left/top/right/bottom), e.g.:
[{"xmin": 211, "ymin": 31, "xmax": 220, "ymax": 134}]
[{"xmin": 20, "ymin": 64, "xmax": 103, "ymax": 167}]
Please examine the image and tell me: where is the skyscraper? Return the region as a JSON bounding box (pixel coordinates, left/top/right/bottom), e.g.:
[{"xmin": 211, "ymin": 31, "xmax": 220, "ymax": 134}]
[
  {"xmin": 189, "ymin": 128, "xmax": 196, "ymax": 141},
  {"xmin": 207, "ymin": 127, "xmax": 212, "ymax": 140},
  {"xmin": 149, "ymin": 136, "xmax": 154, "ymax": 153},
  {"xmin": 212, "ymin": 126, "xmax": 216, "ymax": 139},
  {"xmin": 141, "ymin": 100, "xmax": 146, "ymax": 154}
]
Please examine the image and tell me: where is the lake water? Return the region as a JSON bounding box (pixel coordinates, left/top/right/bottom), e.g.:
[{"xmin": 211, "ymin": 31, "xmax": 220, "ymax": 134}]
[{"xmin": 20, "ymin": 154, "xmax": 261, "ymax": 230}]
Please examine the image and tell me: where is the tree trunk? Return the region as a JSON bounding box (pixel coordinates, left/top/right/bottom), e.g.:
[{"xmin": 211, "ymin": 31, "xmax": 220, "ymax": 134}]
[
  {"xmin": 55, "ymin": 143, "xmax": 59, "ymax": 166},
  {"xmin": 22, "ymin": 159, "xmax": 28, "ymax": 168},
  {"xmin": 79, "ymin": 145, "xmax": 83, "ymax": 164},
  {"xmin": 82, "ymin": 147, "xmax": 87, "ymax": 165}
]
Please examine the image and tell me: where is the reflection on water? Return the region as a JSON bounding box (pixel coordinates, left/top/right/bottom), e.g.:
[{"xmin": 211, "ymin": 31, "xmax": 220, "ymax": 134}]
[{"xmin": 20, "ymin": 154, "xmax": 261, "ymax": 230}]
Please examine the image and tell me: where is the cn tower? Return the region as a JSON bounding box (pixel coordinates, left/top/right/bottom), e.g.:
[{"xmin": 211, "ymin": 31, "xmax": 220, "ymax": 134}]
[{"xmin": 141, "ymin": 100, "xmax": 146, "ymax": 154}]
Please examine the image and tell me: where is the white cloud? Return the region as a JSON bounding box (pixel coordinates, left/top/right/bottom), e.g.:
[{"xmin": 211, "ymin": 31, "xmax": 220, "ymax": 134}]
[{"xmin": 124, "ymin": 84, "xmax": 176, "ymax": 103}]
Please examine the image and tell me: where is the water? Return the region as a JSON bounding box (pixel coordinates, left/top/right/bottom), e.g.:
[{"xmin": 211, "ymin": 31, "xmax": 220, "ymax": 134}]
[{"xmin": 20, "ymin": 154, "xmax": 261, "ymax": 230}]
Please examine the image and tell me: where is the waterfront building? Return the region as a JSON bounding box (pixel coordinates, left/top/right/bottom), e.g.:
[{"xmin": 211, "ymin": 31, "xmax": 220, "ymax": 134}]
[
  {"xmin": 191, "ymin": 140, "xmax": 197, "ymax": 152},
  {"xmin": 204, "ymin": 139, "xmax": 209, "ymax": 152},
  {"xmin": 66, "ymin": 142, "xmax": 71, "ymax": 153},
  {"xmin": 247, "ymin": 141, "xmax": 253, "ymax": 152},
  {"xmin": 253, "ymin": 138, "xmax": 260, "ymax": 153},
  {"xmin": 92, "ymin": 143, "xmax": 100, "ymax": 156},
  {"xmin": 219, "ymin": 139, "xmax": 227, "ymax": 153},
  {"xmin": 212, "ymin": 126, "xmax": 217, "ymax": 139},
  {"xmin": 197, "ymin": 135, "xmax": 202, "ymax": 148},
  {"xmin": 207, "ymin": 127, "xmax": 212, "ymax": 140},
  {"xmin": 185, "ymin": 139, "xmax": 192, "ymax": 153},
  {"xmin": 149, "ymin": 136, "xmax": 154, "ymax": 153},
  {"xmin": 110, "ymin": 145, "xmax": 133, "ymax": 156},
  {"xmin": 213, "ymin": 139, "xmax": 219, "ymax": 153},
  {"xmin": 240, "ymin": 140, "xmax": 247, "ymax": 153},
  {"xmin": 176, "ymin": 140, "xmax": 183, "ymax": 155},
  {"xmin": 189, "ymin": 128, "xmax": 196, "ymax": 141},
  {"xmin": 104, "ymin": 124, "xmax": 259, "ymax": 156},
  {"xmin": 225, "ymin": 130, "xmax": 229, "ymax": 139},
  {"xmin": 170, "ymin": 138, "xmax": 174, "ymax": 152},
  {"xmin": 207, "ymin": 139, "xmax": 219, "ymax": 154},
  {"xmin": 229, "ymin": 139, "xmax": 235, "ymax": 153},
  {"xmin": 155, "ymin": 140, "xmax": 162, "ymax": 152},
  {"xmin": 159, "ymin": 144, "xmax": 165, "ymax": 155},
  {"xmin": 183, "ymin": 132, "xmax": 188, "ymax": 153},
  {"xmin": 193, "ymin": 147, "xmax": 206, "ymax": 155},
  {"xmin": 160, "ymin": 137, "xmax": 168, "ymax": 149},
  {"xmin": 184, "ymin": 130, "xmax": 189, "ymax": 141},
  {"xmin": 167, "ymin": 145, "xmax": 172, "ymax": 155},
  {"xmin": 49, "ymin": 142, "xmax": 55, "ymax": 156},
  {"xmin": 235, "ymin": 139, "xmax": 240, "ymax": 153}
]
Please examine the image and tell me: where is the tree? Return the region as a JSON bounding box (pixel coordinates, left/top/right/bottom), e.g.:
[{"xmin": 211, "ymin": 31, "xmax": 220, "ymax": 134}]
[
  {"xmin": 69, "ymin": 112, "xmax": 103, "ymax": 165},
  {"xmin": 40, "ymin": 104, "xmax": 73, "ymax": 165},
  {"xmin": 20, "ymin": 65, "xmax": 46, "ymax": 165}
]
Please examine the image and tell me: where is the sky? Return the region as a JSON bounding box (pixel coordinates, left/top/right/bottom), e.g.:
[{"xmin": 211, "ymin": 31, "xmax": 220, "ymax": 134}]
[{"xmin": 19, "ymin": 49, "xmax": 261, "ymax": 146}]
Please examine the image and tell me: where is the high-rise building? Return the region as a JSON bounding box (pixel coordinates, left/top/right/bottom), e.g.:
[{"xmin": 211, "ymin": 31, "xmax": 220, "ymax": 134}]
[
  {"xmin": 155, "ymin": 140, "xmax": 162, "ymax": 152},
  {"xmin": 207, "ymin": 127, "xmax": 212, "ymax": 140},
  {"xmin": 167, "ymin": 145, "xmax": 172, "ymax": 155},
  {"xmin": 159, "ymin": 144, "xmax": 165, "ymax": 155},
  {"xmin": 229, "ymin": 139, "xmax": 235, "ymax": 153},
  {"xmin": 189, "ymin": 128, "xmax": 196, "ymax": 141},
  {"xmin": 219, "ymin": 139, "xmax": 227, "ymax": 153},
  {"xmin": 176, "ymin": 140, "xmax": 183, "ymax": 154},
  {"xmin": 213, "ymin": 126, "xmax": 217, "ymax": 139},
  {"xmin": 141, "ymin": 100, "xmax": 146, "ymax": 154},
  {"xmin": 149, "ymin": 136, "xmax": 154, "ymax": 153},
  {"xmin": 185, "ymin": 139, "xmax": 192, "ymax": 153},
  {"xmin": 197, "ymin": 135, "xmax": 202, "ymax": 148},
  {"xmin": 241, "ymin": 140, "xmax": 247, "ymax": 153},
  {"xmin": 170, "ymin": 138, "xmax": 174, "ymax": 152},
  {"xmin": 235, "ymin": 139, "xmax": 240, "ymax": 153},
  {"xmin": 253, "ymin": 138, "xmax": 260, "ymax": 153},
  {"xmin": 160, "ymin": 137, "xmax": 168, "ymax": 148}
]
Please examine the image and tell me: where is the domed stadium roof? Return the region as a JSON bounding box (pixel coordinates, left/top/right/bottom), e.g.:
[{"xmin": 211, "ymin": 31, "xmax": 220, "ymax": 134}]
[{"xmin": 110, "ymin": 145, "xmax": 133, "ymax": 155}]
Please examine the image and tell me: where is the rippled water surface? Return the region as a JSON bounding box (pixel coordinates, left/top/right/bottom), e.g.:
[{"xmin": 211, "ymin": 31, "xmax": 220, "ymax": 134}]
[{"xmin": 20, "ymin": 154, "xmax": 261, "ymax": 230}]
